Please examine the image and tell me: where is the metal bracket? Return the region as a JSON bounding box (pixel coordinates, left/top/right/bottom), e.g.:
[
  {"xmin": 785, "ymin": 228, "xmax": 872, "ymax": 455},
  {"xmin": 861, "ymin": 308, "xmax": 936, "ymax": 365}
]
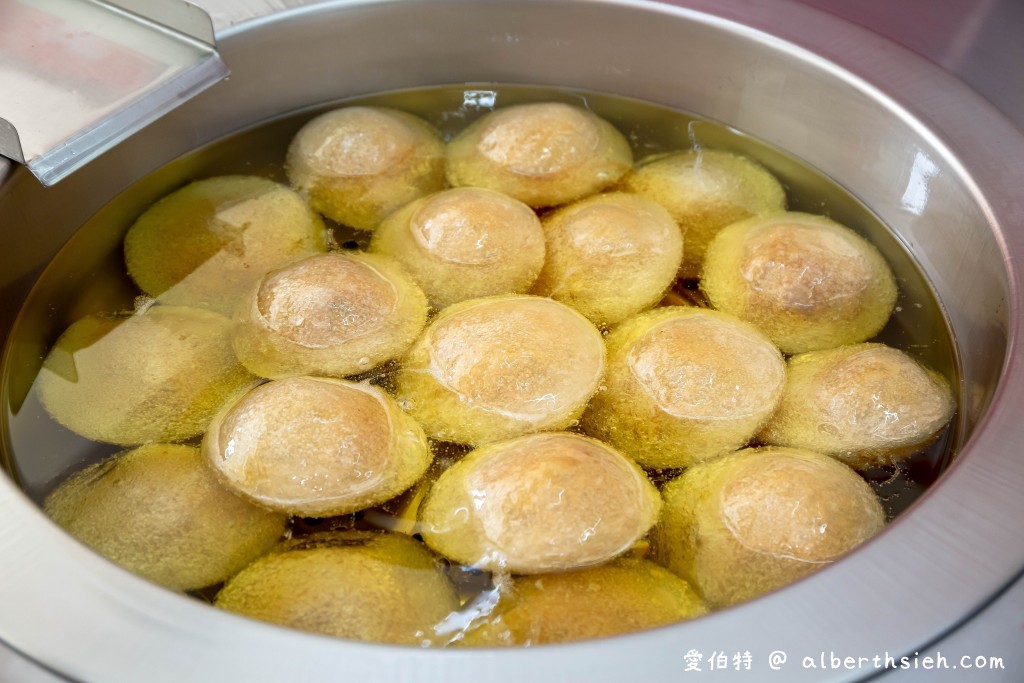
[{"xmin": 0, "ymin": 0, "xmax": 229, "ymax": 185}]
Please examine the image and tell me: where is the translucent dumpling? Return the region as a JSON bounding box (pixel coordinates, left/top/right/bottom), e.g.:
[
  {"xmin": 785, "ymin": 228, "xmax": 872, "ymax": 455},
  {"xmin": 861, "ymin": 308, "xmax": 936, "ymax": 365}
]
[
  {"xmin": 286, "ymin": 106, "xmax": 446, "ymax": 231},
  {"xmin": 203, "ymin": 376, "xmax": 432, "ymax": 518},
  {"xmin": 215, "ymin": 531, "xmax": 459, "ymax": 645},
  {"xmin": 700, "ymin": 212, "xmax": 898, "ymax": 354},
  {"xmin": 419, "ymin": 432, "xmax": 661, "ymax": 574},
  {"xmin": 652, "ymin": 446, "xmax": 885, "ymax": 608},
  {"xmin": 44, "ymin": 444, "xmax": 286, "ymax": 591},
  {"xmin": 393, "ymin": 295, "xmax": 605, "ymax": 445},
  {"xmin": 759, "ymin": 343, "xmax": 955, "ymax": 468},
  {"xmin": 123, "ymin": 175, "xmax": 327, "ymax": 315},
  {"xmin": 446, "ymin": 102, "xmax": 632, "ymax": 208},
  {"xmin": 38, "ymin": 305, "xmax": 258, "ymax": 445}
]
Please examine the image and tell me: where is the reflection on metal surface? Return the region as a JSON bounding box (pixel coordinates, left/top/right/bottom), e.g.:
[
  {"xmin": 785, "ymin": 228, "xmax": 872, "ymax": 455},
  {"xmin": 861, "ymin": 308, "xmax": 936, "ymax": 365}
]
[
  {"xmin": 901, "ymin": 150, "xmax": 939, "ymax": 216},
  {"xmin": 0, "ymin": 0, "xmax": 228, "ymax": 185},
  {"xmin": 0, "ymin": 638, "xmax": 67, "ymax": 683}
]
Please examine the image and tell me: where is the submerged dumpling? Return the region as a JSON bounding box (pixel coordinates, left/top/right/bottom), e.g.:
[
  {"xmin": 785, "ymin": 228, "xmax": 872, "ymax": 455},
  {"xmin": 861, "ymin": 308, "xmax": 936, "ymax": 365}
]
[
  {"xmin": 393, "ymin": 295, "xmax": 605, "ymax": 445},
  {"xmin": 759, "ymin": 343, "xmax": 955, "ymax": 468},
  {"xmin": 457, "ymin": 557, "xmax": 706, "ymax": 646},
  {"xmin": 652, "ymin": 446, "xmax": 885, "ymax": 608},
  {"xmin": 701, "ymin": 212, "xmax": 898, "ymax": 354},
  {"xmin": 419, "ymin": 432, "xmax": 660, "ymax": 574},
  {"xmin": 123, "ymin": 175, "xmax": 327, "ymax": 315},
  {"xmin": 621, "ymin": 149, "xmax": 785, "ymax": 279},
  {"xmin": 215, "ymin": 531, "xmax": 459, "ymax": 644},
  {"xmin": 37, "ymin": 305, "xmax": 258, "ymax": 445},
  {"xmin": 286, "ymin": 106, "xmax": 446, "ymax": 230},
  {"xmin": 446, "ymin": 102, "xmax": 632, "ymax": 208},
  {"xmin": 370, "ymin": 187, "xmax": 545, "ymax": 309},
  {"xmin": 44, "ymin": 444, "xmax": 286, "ymax": 591}
]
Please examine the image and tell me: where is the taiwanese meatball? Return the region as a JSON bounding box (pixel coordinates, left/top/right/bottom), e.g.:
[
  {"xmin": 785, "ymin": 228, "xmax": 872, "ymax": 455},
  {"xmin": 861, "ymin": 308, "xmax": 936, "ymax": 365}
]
[
  {"xmin": 203, "ymin": 376, "xmax": 432, "ymax": 518},
  {"xmin": 123, "ymin": 175, "xmax": 327, "ymax": 315},
  {"xmin": 700, "ymin": 212, "xmax": 898, "ymax": 354},
  {"xmin": 457, "ymin": 557, "xmax": 706, "ymax": 646},
  {"xmin": 759, "ymin": 343, "xmax": 955, "ymax": 468},
  {"xmin": 44, "ymin": 444, "xmax": 286, "ymax": 591},
  {"xmin": 231, "ymin": 251, "xmax": 428, "ymax": 379},
  {"xmin": 286, "ymin": 106, "xmax": 446, "ymax": 230},
  {"xmin": 419, "ymin": 432, "xmax": 661, "ymax": 574},
  {"xmin": 530, "ymin": 192, "xmax": 683, "ymax": 327},
  {"xmin": 215, "ymin": 531, "xmax": 459, "ymax": 644},
  {"xmin": 446, "ymin": 102, "xmax": 632, "ymax": 208},
  {"xmin": 652, "ymin": 446, "xmax": 886, "ymax": 608},
  {"xmin": 370, "ymin": 187, "xmax": 545, "ymax": 309},
  {"xmin": 621, "ymin": 149, "xmax": 785, "ymax": 279},
  {"xmin": 393, "ymin": 295, "xmax": 605, "ymax": 444},
  {"xmin": 581, "ymin": 306, "xmax": 786, "ymax": 469},
  {"xmin": 37, "ymin": 305, "xmax": 258, "ymax": 445}
]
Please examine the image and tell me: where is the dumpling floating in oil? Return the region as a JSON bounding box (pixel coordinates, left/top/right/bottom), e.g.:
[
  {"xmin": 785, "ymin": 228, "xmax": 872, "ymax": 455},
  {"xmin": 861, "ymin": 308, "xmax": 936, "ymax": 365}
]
[
  {"xmin": 419, "ymin": 432, "xmax": 661, "ymax": 574},
  {"xmin": 203, "ymin": 376, "xmax": 432, "ymax": 518},
  {"xmin": 700, "ymin": 211, "xmax": 898, "ymax": 354},
  {"xmin": 231, "ymin": 251, "xmax": 428, "ymax": 379},
  {"xmin": 530, "ymin": 192, "xmax": 683, "ymax": 328},
  {"xmin": 445, "ymin": 102, "xmax": 632, "ymax": 208},
  {"xmin": 652, "ymin": 446, "xmax": 886, "ymax": 608},
  {"xmin": 621, "ymin": 149, "xmax": 786, "ymax": 279},
  {"xmin": 759, "ymin": 343, "xmax": 955, "ymax": 469},
  {"xmin": 581, "ymin": 306, "xmax": 786, "ymax": 469},
  {"xmin": 393, "ymin": 295, "xmax": 605, "ymax": 445},
  {"xmin": 370, "ymin": 187, "xmax": 546, "ymax": 310},
  {"xmin": 286, "ymin": 106, "xmax": 446, "ymax": 231},
  {"xmin": 44, "ymin": 444, "xmax": 286, "ymax": 591}
]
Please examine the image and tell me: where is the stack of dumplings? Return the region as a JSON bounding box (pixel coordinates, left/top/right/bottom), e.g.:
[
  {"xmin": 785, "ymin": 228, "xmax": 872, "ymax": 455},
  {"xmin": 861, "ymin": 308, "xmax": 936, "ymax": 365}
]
[{"xmin": 38, "ymin": 97, "xmax": 955, "ymax": 648}]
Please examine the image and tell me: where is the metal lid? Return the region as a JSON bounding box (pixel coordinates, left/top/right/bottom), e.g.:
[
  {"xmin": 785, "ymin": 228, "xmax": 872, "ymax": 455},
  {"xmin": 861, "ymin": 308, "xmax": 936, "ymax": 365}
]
[{"xmin": 0, "ymin": 0, "xmax": 228, "ymax": 185}]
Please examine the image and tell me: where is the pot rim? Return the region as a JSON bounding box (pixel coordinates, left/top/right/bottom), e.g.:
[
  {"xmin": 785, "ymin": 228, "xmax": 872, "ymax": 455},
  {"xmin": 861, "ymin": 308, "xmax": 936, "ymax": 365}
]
[{"xmin": 2, "ymin": 1, "xmax": 1023, "ymax": 681}]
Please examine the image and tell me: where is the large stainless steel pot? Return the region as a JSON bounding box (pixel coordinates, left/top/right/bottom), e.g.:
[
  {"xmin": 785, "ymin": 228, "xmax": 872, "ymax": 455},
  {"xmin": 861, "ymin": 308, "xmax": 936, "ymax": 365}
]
[{"xmin": 2, "ymin": 0, "xmax": 1023, "ymax": 681}]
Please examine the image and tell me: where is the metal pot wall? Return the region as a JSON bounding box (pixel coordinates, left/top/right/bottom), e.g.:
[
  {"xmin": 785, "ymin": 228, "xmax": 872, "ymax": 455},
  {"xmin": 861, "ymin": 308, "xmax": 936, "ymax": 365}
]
[{"xmin": 1, "ymin": 0, "xmax": 1023, "ymax": 681}]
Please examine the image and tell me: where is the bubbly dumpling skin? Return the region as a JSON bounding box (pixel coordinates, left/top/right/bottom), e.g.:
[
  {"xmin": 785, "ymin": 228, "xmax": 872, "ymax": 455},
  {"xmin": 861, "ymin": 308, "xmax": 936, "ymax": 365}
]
[
  {"xmin": 652, "ymin": 446, "xmax": 885, "ymax": 608},
  {"xmin": 759, "ymin": 343, "xmax": 955, "ymax": 468},
  {"xmin": 700, "ymin": 212, "xmax": 898, "ymax": 354},
  {"xmin": 215, "ymin": 531, "xmax": 459, "ymax": 645},
  {"xmin": 123, "ymin": 175, "xmax": 328, "ymax": 315},
  {"xmin": 419, "ymin": 432, "xmax": 661, "ymax": 574},
  {"xmin": 581, "ymin": 306, "xmax": 786, "ymax": 469},
  {"xmin": 445, "ymin": 102, "xmax": 633, "ymax": 208},
  {"xmin": 530, "ymin": 192, "xmax": 683, "ymax": 327},
  {"xmin": 393, "ymin": 295, "xmax": 606, "ymax": 445},
  {"xmin": 621, "ymin": 149, "xmax": 786, "ymax": 279},
  {"xmin": 370, "ymin": 187, "xmax": 546, "ymax": 309},
  {"xmin": 456, "ymin": 557, "xmax": 706, "ymax": 646},
  {"xmin": 44, "ymin": 444, "xmax": 286, "ymax": 591},
  {"xmin": 37, "ymin": 305, "xmax": 259, "ymax": 446},
  {"xmin": 231, "ymin": 251, "xmax": 428, "ymax": 379},
  {"xmin": 203, "ymin": 376, "xmax": 432, "ymax": 518},
  {"xmin": 286, "ymin": 106, "xmax": 446, "ymax": 231}
]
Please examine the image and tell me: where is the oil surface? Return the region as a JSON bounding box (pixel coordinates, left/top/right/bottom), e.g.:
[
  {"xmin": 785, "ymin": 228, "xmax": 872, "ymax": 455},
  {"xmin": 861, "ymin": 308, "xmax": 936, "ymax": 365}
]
[{"xmin": 1, "ymin": 84, "xmax": 960, "ymax": 526}]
